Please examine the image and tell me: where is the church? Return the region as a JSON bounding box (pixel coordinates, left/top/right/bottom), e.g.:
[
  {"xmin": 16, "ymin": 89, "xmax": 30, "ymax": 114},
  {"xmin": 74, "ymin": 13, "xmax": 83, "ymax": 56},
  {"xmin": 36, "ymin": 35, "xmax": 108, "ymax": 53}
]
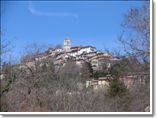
[{"xmin": 63, "ymin": 38, "xmax": 97, "ymax": 57}]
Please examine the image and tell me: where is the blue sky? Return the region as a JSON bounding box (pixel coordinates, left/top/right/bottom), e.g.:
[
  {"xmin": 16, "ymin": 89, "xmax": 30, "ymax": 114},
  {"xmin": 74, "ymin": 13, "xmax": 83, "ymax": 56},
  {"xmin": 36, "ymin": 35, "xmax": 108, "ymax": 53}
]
[{"xmin": 1, "ymin": 1, "xmax": 145, "ymax": 61}]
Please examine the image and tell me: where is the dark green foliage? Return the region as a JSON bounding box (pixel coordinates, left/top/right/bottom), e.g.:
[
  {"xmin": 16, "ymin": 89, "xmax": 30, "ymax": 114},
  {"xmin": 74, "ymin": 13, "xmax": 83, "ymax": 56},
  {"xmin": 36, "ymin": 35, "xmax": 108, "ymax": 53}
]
[
  {"xmin": 107, "ymin": 58, "xmax": 132, "ymax": 111},
  {"xmin": 93, "ymin": 71, "xmax": 99, "ymax": 78},
  {"xmin": 81, "ymin": 62, "xmax": 93, "ymax": 80},
  {"xmin": 86, "ymin": 62, "xmax": 93, "ymax": 77},
  {"xmin": 1, "ymin": 77, "xmax": 13, "ymax": 95},
  {"xmin": 108, "ymin": 79, "xmax": 128, "ymax": 97},
  {"xmin": 93, "ymin": 71, "xmax": 107, "ymax": 79},
  {"xmin": 108, "ymin": 57, "xmax": 129, "ymax": 97},
  {"xmin": 107, "ymin": 69, "xmax": 132, "ymax": 111},
  {"xmin": 1, "ymin": 62, "xmax": 14, "ymax": 95},
  {"xmin": 109, "ymin": 57, "xmax": 128, "ymax": 78}
]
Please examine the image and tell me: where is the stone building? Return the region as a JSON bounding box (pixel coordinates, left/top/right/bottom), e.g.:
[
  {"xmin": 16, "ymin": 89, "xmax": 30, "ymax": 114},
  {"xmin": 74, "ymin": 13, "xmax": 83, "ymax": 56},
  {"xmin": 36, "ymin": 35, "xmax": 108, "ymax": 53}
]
[{"xmin": 64, "ymin": 38, "xmax": 71, "ymax": 52}]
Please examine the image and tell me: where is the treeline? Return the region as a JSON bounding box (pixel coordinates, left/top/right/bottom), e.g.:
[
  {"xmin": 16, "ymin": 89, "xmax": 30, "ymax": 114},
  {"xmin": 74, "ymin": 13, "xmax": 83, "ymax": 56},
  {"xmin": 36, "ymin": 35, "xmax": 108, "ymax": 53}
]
[{"xmin": 0, "ymin": 54, "xmax": 150, "ymax": 112}]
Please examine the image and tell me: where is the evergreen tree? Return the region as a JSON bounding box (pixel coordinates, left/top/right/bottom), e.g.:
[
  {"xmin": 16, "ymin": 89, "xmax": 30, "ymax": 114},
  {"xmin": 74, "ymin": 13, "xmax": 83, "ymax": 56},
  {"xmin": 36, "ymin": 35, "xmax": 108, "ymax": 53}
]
[{"xmin": 81, "ymin": 62, "xmax": 93, "ymax": 80}]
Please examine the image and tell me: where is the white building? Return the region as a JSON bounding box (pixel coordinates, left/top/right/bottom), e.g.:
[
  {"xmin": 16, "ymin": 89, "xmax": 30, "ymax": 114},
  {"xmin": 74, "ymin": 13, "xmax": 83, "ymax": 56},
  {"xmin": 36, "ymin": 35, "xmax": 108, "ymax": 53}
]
[
  {"xmin": 55, "ymin": 48, "xmax": 63, "ymax": 53},
  {"xmin": 78, "ymin": 46, "xmax": 96, "ymax": 55},
  {"xmin": 86, "ymin": 78, "xmax": 110, "ymax": 90},
  {"xmin": 67, "ymin": 46, "xmax": 96, "ymax": 57},
  {"xmin": 67, "ymin": 50, "xmax": 78, "ymax": 57}
]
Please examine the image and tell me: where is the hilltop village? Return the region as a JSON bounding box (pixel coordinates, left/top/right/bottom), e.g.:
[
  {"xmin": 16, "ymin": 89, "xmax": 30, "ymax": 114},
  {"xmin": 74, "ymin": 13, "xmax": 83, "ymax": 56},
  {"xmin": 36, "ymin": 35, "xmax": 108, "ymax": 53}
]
[
  {"xmin": 1, "ymin": 38, "xmax": 148, "ymax": 90},
  {"xmin": 13, "ymin": 38, "xmax": 147, "ymax": 89},
  {"xmin": 20, "ymin": 38, "xmax": 119, "ymax": 71},
  {"xmin": 11, "ymin": 38, "xmax": 121, "ymax": 90}
]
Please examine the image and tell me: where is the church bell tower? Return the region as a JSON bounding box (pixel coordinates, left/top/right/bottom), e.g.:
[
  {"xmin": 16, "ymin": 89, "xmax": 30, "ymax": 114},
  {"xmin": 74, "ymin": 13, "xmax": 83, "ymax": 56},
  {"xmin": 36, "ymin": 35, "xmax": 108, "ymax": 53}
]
[{"xmin": 64, "ymin": 37, "xmax": 71, "ymax": 52}]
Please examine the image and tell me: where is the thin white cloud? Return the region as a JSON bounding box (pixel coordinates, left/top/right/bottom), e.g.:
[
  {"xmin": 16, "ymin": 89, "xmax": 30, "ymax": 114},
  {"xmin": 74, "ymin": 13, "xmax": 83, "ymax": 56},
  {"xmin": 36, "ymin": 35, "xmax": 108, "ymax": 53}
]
[{"xmin": 28, "ymin": 1, "xmax": 78, "ymax": 18}]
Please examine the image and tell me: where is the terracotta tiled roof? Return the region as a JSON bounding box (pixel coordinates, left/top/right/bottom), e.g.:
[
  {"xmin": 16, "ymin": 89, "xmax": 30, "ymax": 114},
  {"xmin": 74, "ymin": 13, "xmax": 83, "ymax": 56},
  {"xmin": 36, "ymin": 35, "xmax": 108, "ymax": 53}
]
[{"xmin": 70, "ymin": 46, "xmax": 82, "ymax": 49}]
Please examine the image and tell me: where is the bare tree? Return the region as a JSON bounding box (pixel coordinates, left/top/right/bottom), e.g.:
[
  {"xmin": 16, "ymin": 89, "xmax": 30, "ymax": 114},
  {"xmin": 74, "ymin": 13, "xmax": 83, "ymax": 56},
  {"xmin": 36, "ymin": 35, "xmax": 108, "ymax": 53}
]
[
  {"xmin": 120, "ymin": 2, "xmax": 150, "ymax": 62},
  {"xmin": 0, "ymin": 31, "xmax": 11, "ymax": 56},
  {"xmin": 20, "ymin": 43, "xmax": 49, "ymax": 63}
]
